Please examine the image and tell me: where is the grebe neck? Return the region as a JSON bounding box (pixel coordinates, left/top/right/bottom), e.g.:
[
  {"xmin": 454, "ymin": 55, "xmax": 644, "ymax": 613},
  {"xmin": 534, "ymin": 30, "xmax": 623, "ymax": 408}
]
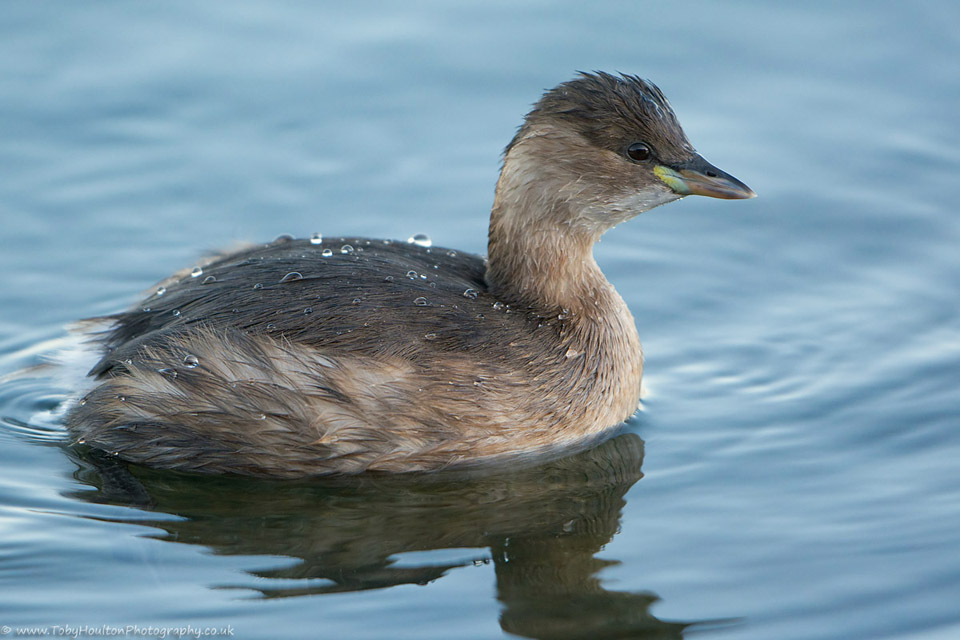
[{"xmin": 484, "ymin": 138, "xmax": 614, "ymax": 318}]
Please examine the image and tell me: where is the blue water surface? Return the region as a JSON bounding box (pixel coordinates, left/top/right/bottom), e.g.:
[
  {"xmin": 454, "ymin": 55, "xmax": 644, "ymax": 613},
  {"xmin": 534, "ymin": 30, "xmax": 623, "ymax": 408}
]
[{"xmin": 1, "ymin": 2, "xmax": 958, "ymax": 639}]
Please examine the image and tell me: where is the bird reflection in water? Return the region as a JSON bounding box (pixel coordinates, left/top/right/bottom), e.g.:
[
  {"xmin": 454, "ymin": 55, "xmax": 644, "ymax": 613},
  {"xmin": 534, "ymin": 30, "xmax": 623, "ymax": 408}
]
[{"xmin": 67, "ymin": 434, "xmax": 699, "ymax": 639}]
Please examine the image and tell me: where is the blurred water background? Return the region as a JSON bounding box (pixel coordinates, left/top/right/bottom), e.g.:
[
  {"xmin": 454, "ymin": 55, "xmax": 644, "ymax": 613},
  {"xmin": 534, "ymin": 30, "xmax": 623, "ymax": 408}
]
[{"xmin": 1, "ymin": 2, "xmax": 958, "ymax": 638}]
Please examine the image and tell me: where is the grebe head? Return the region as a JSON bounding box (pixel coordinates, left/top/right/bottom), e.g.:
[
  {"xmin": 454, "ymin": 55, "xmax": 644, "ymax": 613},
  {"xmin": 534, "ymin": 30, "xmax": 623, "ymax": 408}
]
[{"xmin": 495, "ymin": 72, "xmax": 755, "ymax": 237}]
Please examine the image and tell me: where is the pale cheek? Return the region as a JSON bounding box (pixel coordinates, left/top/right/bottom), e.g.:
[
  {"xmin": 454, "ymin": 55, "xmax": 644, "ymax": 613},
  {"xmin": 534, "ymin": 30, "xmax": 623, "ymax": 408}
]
[{"xmin": 611, "ymin": 187, "xmax": 682, "ymax": 218}]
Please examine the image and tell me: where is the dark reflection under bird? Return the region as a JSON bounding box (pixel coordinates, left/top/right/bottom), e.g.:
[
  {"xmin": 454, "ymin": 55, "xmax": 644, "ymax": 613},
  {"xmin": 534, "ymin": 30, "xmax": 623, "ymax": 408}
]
[{"xmin": 67, "ymin": 433, "xmax": 708, "ymax": 639}]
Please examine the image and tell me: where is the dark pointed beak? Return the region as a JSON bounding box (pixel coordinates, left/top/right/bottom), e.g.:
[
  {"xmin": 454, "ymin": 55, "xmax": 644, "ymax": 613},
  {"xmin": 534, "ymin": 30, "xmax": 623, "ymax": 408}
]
[{"xmin": 654, "ymin": 154, "xmax": 756, "ymax": 200}]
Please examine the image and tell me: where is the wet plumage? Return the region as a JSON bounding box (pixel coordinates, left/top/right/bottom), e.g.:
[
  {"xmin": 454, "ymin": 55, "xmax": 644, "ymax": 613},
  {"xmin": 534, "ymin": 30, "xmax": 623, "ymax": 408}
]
[{"xmin": 66, "ymin": 72, "xmax": 754, "ymax": 476}]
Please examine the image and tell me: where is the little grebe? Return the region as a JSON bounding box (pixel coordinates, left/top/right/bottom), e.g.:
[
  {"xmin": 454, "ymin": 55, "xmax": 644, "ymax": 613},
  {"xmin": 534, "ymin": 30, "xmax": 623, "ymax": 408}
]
[{"xmin": 66, "ymin": 72, "xmax": 754, "ymax": 477}]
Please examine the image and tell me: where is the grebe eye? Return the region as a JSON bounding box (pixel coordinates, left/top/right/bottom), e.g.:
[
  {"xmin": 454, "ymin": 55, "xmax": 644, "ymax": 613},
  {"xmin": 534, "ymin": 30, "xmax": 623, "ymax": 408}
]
[{"xmin": 626, "ymin": 142, "xmax": 651, "ymax": 162}]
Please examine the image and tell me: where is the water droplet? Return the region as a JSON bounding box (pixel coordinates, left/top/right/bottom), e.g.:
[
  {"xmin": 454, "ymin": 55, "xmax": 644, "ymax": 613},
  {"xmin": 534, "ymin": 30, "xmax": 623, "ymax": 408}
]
[
  {"xmin": 413, "ymin": 297, "xmax": 428, "ymax": 306},
  {"xmin": 406, "ymin": 270, "xmax": 418, "ymax": 280},
  {"xmin": 266, "ymin": 323, "xmax": 277, "ymax": 331},
  {"xmin": 447, "ymin": 250, "xmax": 458, "ymax": 258},
  {"xmin": 78, "ymin": 398, "xmax": 87, "ymax": 406},
  {"xmin": 321, "ymin": 248, "xmax": 333, "ymax": 257},
  {"xmin": 202, "ymin": 275, "xmax": 217, "ymax": 285},
  {"xmin": 76, "ymin": 437, "xmax": 86, "ymax": 444},
  {"xmin": 384, "ymin": 275, "xmax": 394, "ymax": 282},
  {"xmin": 274, "ymin": 234, "xmax": 294, "ymax": 243},
  {"xmin": 352, "ymin": 298, "xmax": 361, "ymax": 305},
  {"xmin": 473, "ymin": 380, "xmax": 483, "ymax": 387},
  {"xmin": 429, "ymin": 282, "xmax": 437, "ymax": 288},
  {"xmin": 565, "ymin": 348, "xmax": 581, "ymax": 359},
  {"xmin": 156, "ymin": 286, "xmax": 166, "ymax": 296},
  {"xmin": 256, "ymin": 413, "xmax": 267, "ymax": 421},
  {"xmin": 303, "ymin": 307, "xmax": 313, "ymax": 314},
  {"xmin": 172, "ymin": 309, "xmax": 181, "ymax": 317},
  {"xmin": 463, "ymin": 288, "xmax": 479, "ymax": 299},
  {"xmin": 476, "ymin": 313, "xmax": 485, "ymax": 321},
  {"xmin": 158, "ymin": 367, "xmax": 178, "ymax": 378},
  {"xmin": 492, "ymin": 301, "xmax": 505, "ymax": 311},
  {"xmin": 340, "ymin": 244, "xmax": 354, "ymax": 255},
  {"xmin": 383, "ymin": 239, "xmax": 392, "ymax": 245},
  {"xmin": 424, "ymin": 332, "xmax": 437, "ymax": 340},
  {"xmin": 183, "ymin": 354, "xmax": 199, "ymax": 368},
  {"xmin": 408, "ymin": 233, "xmax": 432, "ymax": 247},
  {"xmin": 190, "ymin": 267, "xmax": 203, "ymax": 278},
  {"xmin": 117, "ymin": 395, "xmax": 126, "ymax": 402},
  {"xmin": 253, "ymin": 283, "xmax": 264, "ymax": 290},
  {"xmin": 419, "ymin": 274, "xmax": 427, "ymax": 280},
  {"xmin": 279, "ymin": 271, "xmax": 303, "ymax": 283},
  {"xmin": 310, "ymin": 232, "xmax": 323, "ymax": 245},
  {"xmin": 141, "ymin": 306, "xmax": 151, "ymax": 312}
]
